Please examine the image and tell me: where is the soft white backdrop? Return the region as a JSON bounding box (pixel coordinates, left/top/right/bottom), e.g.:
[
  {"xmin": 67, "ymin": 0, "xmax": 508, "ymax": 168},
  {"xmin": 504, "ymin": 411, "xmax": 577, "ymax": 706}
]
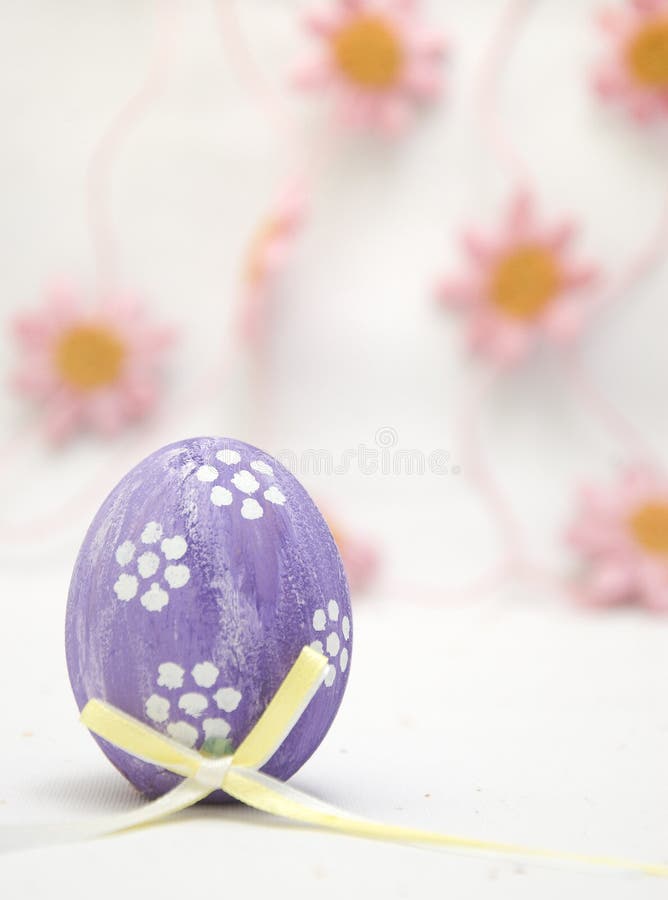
[{"xmin": 1, "ymin": 1, "xmax": 667, "ymax": 897}]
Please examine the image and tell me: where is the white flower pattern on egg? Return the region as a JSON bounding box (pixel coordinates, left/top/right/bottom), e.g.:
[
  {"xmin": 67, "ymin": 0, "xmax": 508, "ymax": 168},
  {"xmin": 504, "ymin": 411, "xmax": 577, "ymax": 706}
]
[
  {"xmin": 164, "ymin": 564, "xmax": 190, "ymax": 589},
  {"xmin": 178, "ymin": 692, "xmax": 208, "ymax": 718},
  {"xmin": 192, "ymin": 661, "xmax": 219, "ymax": 688},
  {"xmin": 232, "ymin": 470, "xmax": 260, "ymax": 495},
  {"xmin": 264, "ymin": 486, "xmax": 286, "ymax": 505},
  {"xmin": 210, "ymin": 485, "xmax": 233, "ymax": 507},
  {"xmin": 146, "ymin": 661, "xmax": 244, "ymax": 752},
  {"xmin": 141, "ymin": 583, "xmax": 169, "ymax": 612},
  {"xmin": 241, "ymin": 498, "xmax": 263, "ymax": 520},
  {"xmin": 167, "ymin": 722, "xmax": 198, "ymax": 748},
  {"xmin": 161, "ymin": 536, "xmax": 187, "ymax": 560},
  {"xmin": 115, "ymin": 540, "xmax": 135, "ymax": 566},
  {"xmin": 203, "ymin": 718, "xmax": 231, "ymax": 740},
  {"xmin": 157, "ymin": 662, "xmax": 185, "ymax": 689},
  {"xmin": 112, "ymin": 524, "xmax": 190, "ymax": 613},
  {"xmin": 141, "ymin": 521, "xmax": 163, "ymax": 544},
  {"xmin": 216, "ymin": 449, "xmax": 241, "ymax": 465},
  {"xmin": 146, "ymin": 695, "xmax": 170, "ymax": 723},
  {"xmin": 137, "ymin": 551, "xmax": 160, "ymax": 578},
  {"xmin": 214, "ymin": 687, "xmax": 242, "ymax": 713},
  {"xmin": 197, "ymin": 448, "xmax": 288, "ymax": 521},
  {"xmin": 114, "ymin": 573, "xmax": 138, "ymax": 602},
  {"xmin": 250, "ymin": 460, "xmax": 274, "ymax": 476},
  {"xmin": 310, "ymin": 599, "xmax": 351, "ymax": 687}
]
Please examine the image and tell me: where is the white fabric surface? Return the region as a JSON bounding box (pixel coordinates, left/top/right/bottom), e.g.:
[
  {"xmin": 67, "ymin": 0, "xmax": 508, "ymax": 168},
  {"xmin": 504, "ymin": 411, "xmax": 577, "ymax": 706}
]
[{"xmin": 1, "ymin": 0, "xmax": 668, "ymax": 896}]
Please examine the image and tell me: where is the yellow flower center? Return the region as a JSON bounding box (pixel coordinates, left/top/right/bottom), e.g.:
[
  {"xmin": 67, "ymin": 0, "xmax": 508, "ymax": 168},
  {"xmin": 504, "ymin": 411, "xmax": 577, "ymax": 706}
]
[
  {"xmin": 55, "ymin": 324, "xmax": 125, "ymax": 390},
  {"xmin": 626, "ymin": 18, "xmax": 668, "ymax": 87},
  {"xmin": 628, "ymin": 502, "xmax": 668, "ymax": 556},
  {"xmin": 489, "ymin": 245, "xmax": 561, "ymax": 320},
  {"xmin": 333, "ymin": 15, "xmax": 403, "ymax": 89},
  {"xmin": 245, "ymin": 218, "xmax": 281, "ymax": 286}
]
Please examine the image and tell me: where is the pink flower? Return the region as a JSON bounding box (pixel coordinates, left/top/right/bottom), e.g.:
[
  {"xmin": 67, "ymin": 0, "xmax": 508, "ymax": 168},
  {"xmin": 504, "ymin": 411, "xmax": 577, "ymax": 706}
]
[
  {"xmin": 567, "ymin": 466, "xmax": 668, "ymax": 611},
  {"xmin": 11, "ymin": 283, "xmax": 174, "ymax": 443},
  {"xmin": 294, "ymin": 0, "xmax": 446, "ymax": 135},
  {"xmin": 324, "ymin": 507, "xmax": 380, "ymax": 593},
  {"xmin": 593, "ymin": 0, "xmax": 668, "ymax": 123},
  {"xmin": 437, "ymin": 192, "xmax": 599, "ymax": 366},
  {"xmin": 239, "ymin": 183, "xmax": 307, "ymax": 345}
]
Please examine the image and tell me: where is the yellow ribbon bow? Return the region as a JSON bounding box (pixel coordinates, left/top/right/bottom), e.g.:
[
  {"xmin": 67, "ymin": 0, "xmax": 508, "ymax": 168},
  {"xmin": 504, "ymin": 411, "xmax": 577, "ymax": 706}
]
[{"xmin": 0, "ymin": 645, "xmax": 654, "ymax": 874}]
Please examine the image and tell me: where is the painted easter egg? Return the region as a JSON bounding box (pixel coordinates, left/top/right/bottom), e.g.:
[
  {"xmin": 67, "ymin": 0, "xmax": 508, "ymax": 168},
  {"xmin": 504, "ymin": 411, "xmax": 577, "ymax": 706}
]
[{"xmin": 66, "ymin": 437, "xmax": 352, "ymax": 799}]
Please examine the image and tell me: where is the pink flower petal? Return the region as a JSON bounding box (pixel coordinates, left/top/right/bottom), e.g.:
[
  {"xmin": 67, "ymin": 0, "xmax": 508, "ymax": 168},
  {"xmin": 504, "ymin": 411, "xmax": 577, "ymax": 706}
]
[
  {"xmin": 119, "ymin": 374, "xmax": 158, "ymax": 418},
  {"xmin": 403, "ymin": 61, "xmax": 443, "ymax": 98},
  {"xmin": 406, "ymin": 27, "xmax": 447, "ymax": 56},
  {"xmin": 436, "ymin": 276, "xmax": 481, "ymax": 309},
  {"xmin": 11, "ymin": 359, "xmax": 60, "ymax": 399},
  {"xmin": 376, "ymin": 95, "xmax": 412, "ymax": 135},
  {"xmin": 637, "ymin": 560, "xmax": 668, "ymax": 611},
  {"xmin": 632, "ymin": 0, "xmax": 665, "ymax": 14},
  {"xmin": 595, "ymin": 9, "xmax": 624, "ymax": 34},
  {"xmin": 293, "ymin": 58, "xmax": 334, "ymax": 90},
  {"xmin": 45, "ymin": 390, "xmax": 84, "ymax": 444},
  {"xmin": 12, "ymin": 281, "xmax": 172, "ymax": 441},
  {"xmin": 468, "ymin": 312, "xmax": 532, "ymax": 366},
  {"xmin": 593, "ymin": 62, "xmax": 629, "ymax": 98},
  {"xmin": 461, "ymin": 229, "xmax": 498, "ymax": 265},
  {"xmin": 542, "ymin": 298, "xmax": 588, "ymax": 343},
  {"xmin": 542, "ymin": 219, "xmax": 576, "ymax": 252},
  {"xmin": 298, "ymin": 0, "xmax": 444, "ymax": 132},
  {"xmin": 561, "ymin": 262, "xmax": 599, "ymax": 291},
  {"xmin": 506, "ymin": 190, "xmax": 535, "ymax": 239},
  {"xmin": 583, "ymin": 562, "xmax": 635, "ymax": 606},
  {"xmin": 84, "ymin": 389, "xmax": 129, "ymax": 436},
  {"xmin": 303, "ymin": 7, "xmax": 345, "ymax": 35}
]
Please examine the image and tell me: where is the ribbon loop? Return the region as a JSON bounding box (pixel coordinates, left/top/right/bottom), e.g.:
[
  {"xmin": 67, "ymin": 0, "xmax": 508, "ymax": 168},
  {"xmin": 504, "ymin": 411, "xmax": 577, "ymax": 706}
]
[
  {"xmin": 70, "ymin": 645, "xmax": 668, "ymax": 879},
  {"xmin": 195, "ymin": 756, "xmax": 232, "ymax": 791}
]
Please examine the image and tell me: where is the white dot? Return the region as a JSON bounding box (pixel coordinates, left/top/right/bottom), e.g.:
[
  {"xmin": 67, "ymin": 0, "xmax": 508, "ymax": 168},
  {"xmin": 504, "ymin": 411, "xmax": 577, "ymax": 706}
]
[
  {"xmin": 324, "ymin": 665, "xmax": 336, "ymax": 687},
  {"xmin": 140, "ymin": 582, "xmax": 169, "ymax": 612},
  {"xmin": 192, "ymin": 661, "xmax": 219, "ymax": 688},
  {"xmin": 196, "ymin": 464, "xmax": 218, "ymax": 483},
  {"xmin": 250, "ymin": 460, "xmax": 274, "ymax": 476},
  {"xmin": 216, "ymin": 448, "xmax": 241, "ymax": 465},
  {"xmin": 161, "ymin": 535, "xmax": 187, "ymax": 560},
  {"xmin": 178, "ymin": 693, "xmax": 208, "ymax": 718},
  {"xmin": 214, "ymin": 687, "xmax": 242, "ymax": 713},
  {"xmin": 264, "ymin": 486, "xmax": 286, "ymax": 506},
  {"xmin": 115, "ymin": 540, "xmax": 135, "ymax": 567},
  {"xmin": 157, "ymin": 662, "xmax": 184, "ymax": 690},
  {"xmin": 141, "ymin": 521, "xmax": 163, "ymax": 544},
  {"xmin": 137, "ymin": 551, "xmax": 160, "ymax": 578},
  {"xmin": 210, "ymin": 485, "xmax": 233, "ymax": 507},
  {"xmin": 167, "ymin": 721, "xmax": 198, "ymax": 748},
  {"xmin": 114, "ymin": 573, "xmax": 138, "ymax": 602},
  {"xmin": 164, "ymin": 564, "xmax": 190, "ymax": 589},
  {"xmin": 326, "ymin": 632, "xmax": 340, "ymax": 657},
  {"xmin": 241, "ymin": 498, "xmax": 263, "ymax": 520},
  {"xmin": 310, "ymin": 640, "xmax": 324, "ymax": 654},
  {"xmin": 203, "ymin": 718, "xmax": 231, "ymax": 740},
  {"xmin": 232, "ymin": 470, "xmax": 260, "ymax": 495},
  {"xmin": 313, "ymin": 609, "xmax": 326, "ymax": 631},
  {"xmin": 145, "ymin": 695, "xmax": 170, "ymax": 723},
  {"xmin": 327, "ymin": 599, "xmax": 339, "ymax": 621},
  {"xmin": 340, "ymin": 648, "xmax": 349, "ymax": 672}
]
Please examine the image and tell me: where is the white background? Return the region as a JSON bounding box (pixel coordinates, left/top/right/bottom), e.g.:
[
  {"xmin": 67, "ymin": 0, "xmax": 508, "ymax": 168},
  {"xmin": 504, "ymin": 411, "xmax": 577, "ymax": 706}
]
[{"xmin": 1, "ymin": 0, "xmax": 668, "ymax": 897}]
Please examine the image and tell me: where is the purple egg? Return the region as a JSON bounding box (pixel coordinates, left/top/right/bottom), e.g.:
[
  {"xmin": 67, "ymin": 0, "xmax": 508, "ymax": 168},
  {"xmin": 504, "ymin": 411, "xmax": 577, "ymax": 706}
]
[{"xmin": 66, "ymin": 437, "xmax": 352, "ymax": 800}]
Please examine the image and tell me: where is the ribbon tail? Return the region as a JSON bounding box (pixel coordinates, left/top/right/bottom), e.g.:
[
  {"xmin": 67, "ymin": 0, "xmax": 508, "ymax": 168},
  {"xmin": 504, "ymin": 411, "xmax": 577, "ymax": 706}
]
[
  {"xmin": 223, "ymin": 768, "xmax": 668, "ymax": 879},
  {"xmin": 0, "ymin": 778, "xmax": 211, "ymax": 855}
]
